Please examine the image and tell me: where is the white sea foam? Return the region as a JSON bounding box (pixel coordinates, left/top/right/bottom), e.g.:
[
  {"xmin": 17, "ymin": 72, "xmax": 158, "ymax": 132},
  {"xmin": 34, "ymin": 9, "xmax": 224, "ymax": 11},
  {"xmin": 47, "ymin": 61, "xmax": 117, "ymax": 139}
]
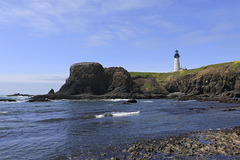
[
  {"xmin": 0, "ymin": 111, "xmax": 9, "ymax": 114},
  {"xmin": 142, "ymin": 100, "xmax": 154, "ymax": 103},
  {"xmin": 101, "ymin": 99, "xmax": 129, "ymax": 102},
  {"xmin": 95, "ymin": 111, "xmax": 140, "ymax": 118},
  {"xmin": 184, "ymin": 100, "xmax": 197, "ymax": 102},
  {"xmin": 95, "ymin": 114, "xmax": 105, "ymax": 118}
]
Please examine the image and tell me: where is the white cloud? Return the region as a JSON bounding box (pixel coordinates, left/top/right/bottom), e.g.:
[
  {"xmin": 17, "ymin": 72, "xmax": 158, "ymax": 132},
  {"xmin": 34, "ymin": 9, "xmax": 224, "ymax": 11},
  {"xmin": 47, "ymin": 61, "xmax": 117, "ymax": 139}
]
[
  {"xmin": 0, "ymin": 0, "xmax": 172, "ymax": 33},
  {"xmin": 0, "ymin": 74, "xmax": 67, "ymax": 84},
  {"xmin": 0, "ymin": 0, "xmax": 89, "ymax": 34},
  {"xmin": 100, "ymin": 0, "xmax": 157, "ymax": 12},
  {"xmin": 178, "ymin": 30, "xmax": 240, "ymax": 45},
  {"xmin": 211, "ymin": 23, "xmax": 234, "ymax": 33},
  {"xmin": 84, "ymin": 32, "xmax": 114, "ymax": 47},
  {"xmin": 140, "ymin": 15, "xmax": 177, "ymax": 31}
]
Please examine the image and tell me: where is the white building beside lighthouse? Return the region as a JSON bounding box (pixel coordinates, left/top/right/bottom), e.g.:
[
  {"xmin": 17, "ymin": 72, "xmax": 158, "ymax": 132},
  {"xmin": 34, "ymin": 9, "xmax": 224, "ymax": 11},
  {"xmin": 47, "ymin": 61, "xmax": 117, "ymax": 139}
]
[
  {"xmin": 174, "ymin": 50, "xmax": 180, "ymax": 72},
  {"xmin": 174, "ymin": 50, "xmax": 187, "ymax": 72}
]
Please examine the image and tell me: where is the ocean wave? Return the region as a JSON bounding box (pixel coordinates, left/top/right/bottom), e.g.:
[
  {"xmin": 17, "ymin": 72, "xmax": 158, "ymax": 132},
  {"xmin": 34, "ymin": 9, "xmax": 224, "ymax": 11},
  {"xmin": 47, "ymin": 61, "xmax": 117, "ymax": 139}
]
[
  {"xmin": 101, "ymin": 99, "xmax": 129, "ymax": 102},
  {"xmin": 0, "ymin": 111, "xmax": 9, "ymax": 114},
  {"xmin": 80, "ymin": 115, "xmax": 96, "ymax": 119},
  {"xmin": 142, "ymin": 100, "xmax": 154, "ymax": 103},
  {"xmin": 95, "ymin": 111, "xmax": 140, "ymax": 118},
  {"xmin": 182, "ymin": 100, "xmax": 197, "ymax": 102},
  {"xmin": 35, "ymin": 118, "xmax": 66, "ymax": 123},
  {"xmin": 0, "ymin": 127, "xmax": 13, "ymax": 130}
]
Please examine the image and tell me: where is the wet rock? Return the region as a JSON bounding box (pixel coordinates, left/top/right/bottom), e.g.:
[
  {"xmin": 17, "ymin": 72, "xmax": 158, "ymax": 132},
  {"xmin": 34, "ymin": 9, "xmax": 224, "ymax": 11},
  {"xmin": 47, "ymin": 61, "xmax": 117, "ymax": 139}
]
[
  {"xmin": 127, "ymin": 99, "xmax": 137, "ymax": 103},
  {"xmin": 111, "ymin": 126, "xmax": 240, "ymax": 159},
  {"xmin": 127, "ymin": 146, "xmax": 135, "ymax": 152},
  {"xmin": 101, "ymin": 153, "xmax": 107, "ymax": 156},
  {"xmin": 0, "ymin": 99, "xmax": 16, "ymax": 102},
  {"xmin": 27, "ymin": 96, "xmax": 51, "ymax": 102},
  {"xmin": 222, "ymin": 108, "xmax": 237, "ymax": 112},
  {"xmin": 7, "ymin": 93, "xmax": 32, "ymax": 97},
  {"xmin": 123, "ymin": 99, "xmax": 137, "ymax": 104},
  {"xmin": 48, "ymin": 89, "xmax": 55, "ymax": 95}
]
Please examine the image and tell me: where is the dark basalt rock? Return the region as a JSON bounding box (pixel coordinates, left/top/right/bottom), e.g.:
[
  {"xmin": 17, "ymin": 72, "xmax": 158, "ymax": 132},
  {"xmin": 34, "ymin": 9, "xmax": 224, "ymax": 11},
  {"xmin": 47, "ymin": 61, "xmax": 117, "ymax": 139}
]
[
  {"xmin": 7, "ymin": 93, "xmax": 32, "ymax": 97},
  {"xmin": 164, "ymin": 65, "xmax": 240, "ymax": 99},
  {"xmin": 48, "ymin": 89, "xmax": 55, "ymax": 95},
  {"xmin": 127, "ymin": 99, "xmax": 137, "ymax": 103},
  {"xmin": 99, "ymin": 126, "xmax": 240, "ymax": 159},
  {"xmin": 0, "ymin": 99, "xmax": 17, "ymax": 102},
  {"xmin": 27, "ymin": 96, "xmax": 51, "ymax": 102},
  {"xmin": 56, "ymin": 62, "xmax": 134, "ymax": 97},
  {"xmin": 123, "ymin": 99, "xmax": 138, "ymax": 104}
]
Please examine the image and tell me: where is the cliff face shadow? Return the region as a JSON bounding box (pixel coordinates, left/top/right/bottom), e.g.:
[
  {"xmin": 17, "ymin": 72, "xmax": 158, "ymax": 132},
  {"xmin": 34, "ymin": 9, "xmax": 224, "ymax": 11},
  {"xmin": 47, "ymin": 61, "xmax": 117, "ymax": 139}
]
[{"xmin": 57, "ymin": 62, "xmax": 134, "ymax": 96}]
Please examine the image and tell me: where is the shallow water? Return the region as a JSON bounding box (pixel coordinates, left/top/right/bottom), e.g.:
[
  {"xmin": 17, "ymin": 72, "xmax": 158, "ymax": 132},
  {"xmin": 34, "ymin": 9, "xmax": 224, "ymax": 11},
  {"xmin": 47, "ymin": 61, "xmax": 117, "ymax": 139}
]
[{"xmin": 0, "ymin": 96, "xmax": 239, "ymax": 159}]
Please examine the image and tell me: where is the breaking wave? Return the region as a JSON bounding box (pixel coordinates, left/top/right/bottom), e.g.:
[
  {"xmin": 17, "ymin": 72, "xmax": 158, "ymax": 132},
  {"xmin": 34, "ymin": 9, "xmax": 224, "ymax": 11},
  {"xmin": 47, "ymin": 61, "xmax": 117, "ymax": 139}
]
[
  {"xmin": 0, "ymin": 111, "xmax": 9, "ymax": 114},
  {"xmin": 101, "ymin": 99, "xmax": 129, "ymax": 102},
  {"xmin": 95, "ymin": 111, "xmax": 140, "ymax": 118},
  {"xmin": 142, "ymin": 100, "xmax": 154, "ymax": 103}
]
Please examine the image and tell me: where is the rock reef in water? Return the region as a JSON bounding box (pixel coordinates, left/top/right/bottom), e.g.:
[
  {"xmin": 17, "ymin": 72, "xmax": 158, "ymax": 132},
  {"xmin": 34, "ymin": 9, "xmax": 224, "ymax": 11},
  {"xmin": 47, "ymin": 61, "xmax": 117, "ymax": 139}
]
[
  {"xmin": 55, "ymin": 62, "xmax": 135, "ymax": 98},
  {"xmin": 7, "ymin": 93, "xmax": 32, "ymax": 97},
  {"xmin": 0, "ymin": 99, "xmax": 17, "ymax": 102}
]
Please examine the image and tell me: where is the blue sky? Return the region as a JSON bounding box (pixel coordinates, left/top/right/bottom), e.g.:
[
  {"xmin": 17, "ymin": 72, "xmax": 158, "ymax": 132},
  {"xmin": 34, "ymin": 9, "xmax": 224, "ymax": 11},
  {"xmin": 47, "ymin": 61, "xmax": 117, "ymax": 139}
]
[{"xmin": 0, "ymin": 0, "xmax": 240, "ymax": 94}]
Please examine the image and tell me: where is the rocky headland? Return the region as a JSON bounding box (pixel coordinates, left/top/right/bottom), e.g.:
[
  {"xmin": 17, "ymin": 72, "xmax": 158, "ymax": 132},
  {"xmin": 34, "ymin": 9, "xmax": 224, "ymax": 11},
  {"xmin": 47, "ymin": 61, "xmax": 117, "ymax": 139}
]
[
  {"xmin": 31, "ymin": 61, "xmax": 240, "ymax": 102},
  {"xmin": 131, "ymin": 61, "xmax": 240, "ymax": 102}
]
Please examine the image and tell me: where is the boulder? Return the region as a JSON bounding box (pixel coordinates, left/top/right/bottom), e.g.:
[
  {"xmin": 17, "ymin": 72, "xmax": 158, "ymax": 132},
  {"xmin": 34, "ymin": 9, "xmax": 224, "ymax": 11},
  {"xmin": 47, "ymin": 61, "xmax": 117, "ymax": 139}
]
[
  {"xmin": 127, "ymin": 99, "xmax": 137, "ymax": 103},
  {"xmin": 123, "ymin": 99, "xmax": 137, "ymax": 104}
]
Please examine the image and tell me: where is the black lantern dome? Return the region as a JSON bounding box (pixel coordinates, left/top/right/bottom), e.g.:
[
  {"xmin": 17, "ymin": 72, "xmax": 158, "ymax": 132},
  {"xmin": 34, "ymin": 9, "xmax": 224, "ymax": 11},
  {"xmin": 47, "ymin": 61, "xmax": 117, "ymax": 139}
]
[{"xmin": 174, "ymin": 50, "xmax": 180, "ymax": 58}]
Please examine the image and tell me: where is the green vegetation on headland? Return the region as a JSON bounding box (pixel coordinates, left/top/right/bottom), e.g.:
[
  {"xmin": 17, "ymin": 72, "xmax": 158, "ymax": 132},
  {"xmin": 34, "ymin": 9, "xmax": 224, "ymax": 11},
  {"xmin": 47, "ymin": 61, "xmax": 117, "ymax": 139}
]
[
  {"xmin": 130, "ymin": 61, "xmax": 240, "ymax": 83},
  {"xmin": 130, "ymin": 61, "xmax": 240, "ymax": 98},
  {"xmin": 30, "ymin": 61, "xmax": 240, "ymax": 101}
]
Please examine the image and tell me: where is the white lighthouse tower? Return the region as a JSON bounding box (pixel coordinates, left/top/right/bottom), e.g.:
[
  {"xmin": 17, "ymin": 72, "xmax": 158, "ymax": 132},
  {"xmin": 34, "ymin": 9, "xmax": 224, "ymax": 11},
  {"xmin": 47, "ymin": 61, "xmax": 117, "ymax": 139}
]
[{"xmin": 174, "ymin": 50, "xmax": 180, "ymax": 72}]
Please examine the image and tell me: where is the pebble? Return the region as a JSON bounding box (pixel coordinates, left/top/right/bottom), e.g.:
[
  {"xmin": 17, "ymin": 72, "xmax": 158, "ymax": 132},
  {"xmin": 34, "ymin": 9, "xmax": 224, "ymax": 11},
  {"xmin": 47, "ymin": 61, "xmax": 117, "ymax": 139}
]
[{"xmin": 100, "ymin": 126, "xmax": 240, "ymax": 159}]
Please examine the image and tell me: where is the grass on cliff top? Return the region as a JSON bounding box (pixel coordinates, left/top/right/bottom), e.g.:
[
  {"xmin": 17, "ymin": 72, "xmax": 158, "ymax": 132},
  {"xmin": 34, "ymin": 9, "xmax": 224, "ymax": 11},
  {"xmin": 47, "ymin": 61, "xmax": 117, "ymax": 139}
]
[{"xmin": 130, "ymin": 61, "xmax": 240, "ymax": 83}]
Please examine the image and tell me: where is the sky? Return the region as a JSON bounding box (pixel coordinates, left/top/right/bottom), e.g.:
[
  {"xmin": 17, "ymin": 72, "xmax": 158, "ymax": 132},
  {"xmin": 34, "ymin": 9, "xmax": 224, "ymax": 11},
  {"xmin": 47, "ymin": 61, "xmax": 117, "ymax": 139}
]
[{"xmin": 0, "ymin": 0, "xmax": 240, "ymax": 95}]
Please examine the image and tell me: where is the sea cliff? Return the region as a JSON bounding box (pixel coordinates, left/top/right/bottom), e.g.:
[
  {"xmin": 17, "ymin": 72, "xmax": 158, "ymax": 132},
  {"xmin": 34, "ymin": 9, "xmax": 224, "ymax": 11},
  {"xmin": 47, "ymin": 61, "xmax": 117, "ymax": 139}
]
[
  {"xmin": 31, "ymin": 61, "xmax": 240, "ymax": 101},
  {"xmin": 131, "ymin": 61, "xmax": 240, "ymax": 101}
]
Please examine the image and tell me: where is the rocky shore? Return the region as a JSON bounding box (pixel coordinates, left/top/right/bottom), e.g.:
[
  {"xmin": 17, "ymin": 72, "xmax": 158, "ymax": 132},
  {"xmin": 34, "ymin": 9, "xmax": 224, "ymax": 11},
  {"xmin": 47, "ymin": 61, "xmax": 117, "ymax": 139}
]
[
  {"xmin": 0, "ymin": 99, "xmax": 16, "ymax": 102},
  {"xmin": 29, "ymin": 62, "xmax": 240, "ymax": 102},
  {"xmin": 100, "ymin": 126, "xmax": 240, "ymax": 160}
]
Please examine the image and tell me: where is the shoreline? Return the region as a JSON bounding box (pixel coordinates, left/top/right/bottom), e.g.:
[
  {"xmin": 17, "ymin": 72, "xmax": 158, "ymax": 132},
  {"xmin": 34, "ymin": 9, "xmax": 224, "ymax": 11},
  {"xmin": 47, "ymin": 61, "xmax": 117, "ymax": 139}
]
[
  {"xmin": 28, "ymin": 93, "xmax": 240, "ymax": 104},
  {"xmin": 2, "ymin": 94, "xmax": 240, "ymax": 159},
  {"xmin": 99, "ymin": 126, "xmax": 240, "ymax": 160}
]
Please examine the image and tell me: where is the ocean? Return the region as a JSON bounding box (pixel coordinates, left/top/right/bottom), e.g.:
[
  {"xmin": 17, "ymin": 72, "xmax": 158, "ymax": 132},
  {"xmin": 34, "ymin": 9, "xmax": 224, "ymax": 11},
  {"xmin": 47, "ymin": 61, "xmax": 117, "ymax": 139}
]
[{"xmin": 0, "ymin": 96, "xmax": 239, "ymax": 159}]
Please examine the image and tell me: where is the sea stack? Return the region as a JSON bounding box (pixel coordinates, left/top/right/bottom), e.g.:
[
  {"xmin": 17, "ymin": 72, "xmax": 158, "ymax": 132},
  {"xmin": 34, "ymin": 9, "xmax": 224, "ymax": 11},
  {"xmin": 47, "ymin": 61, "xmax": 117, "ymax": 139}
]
[{"xmin": 56, "ymin": 62, "xmax": 134, "ymax": 96}]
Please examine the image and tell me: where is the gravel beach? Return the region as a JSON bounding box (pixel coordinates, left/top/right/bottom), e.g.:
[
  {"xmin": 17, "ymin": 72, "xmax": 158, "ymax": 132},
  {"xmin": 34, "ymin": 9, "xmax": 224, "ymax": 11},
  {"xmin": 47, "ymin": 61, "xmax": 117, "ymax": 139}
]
[{"xmin": 100, "ymin": 126, "xmax": 240, "ymax": 160}]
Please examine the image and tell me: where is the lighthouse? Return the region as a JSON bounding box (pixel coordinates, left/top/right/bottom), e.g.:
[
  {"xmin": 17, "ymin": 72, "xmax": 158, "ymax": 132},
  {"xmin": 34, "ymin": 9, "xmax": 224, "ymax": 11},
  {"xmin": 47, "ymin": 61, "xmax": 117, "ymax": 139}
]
[{"xmin": 174, "ymin": 50, "xmax": 180, "ymax": 72}]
